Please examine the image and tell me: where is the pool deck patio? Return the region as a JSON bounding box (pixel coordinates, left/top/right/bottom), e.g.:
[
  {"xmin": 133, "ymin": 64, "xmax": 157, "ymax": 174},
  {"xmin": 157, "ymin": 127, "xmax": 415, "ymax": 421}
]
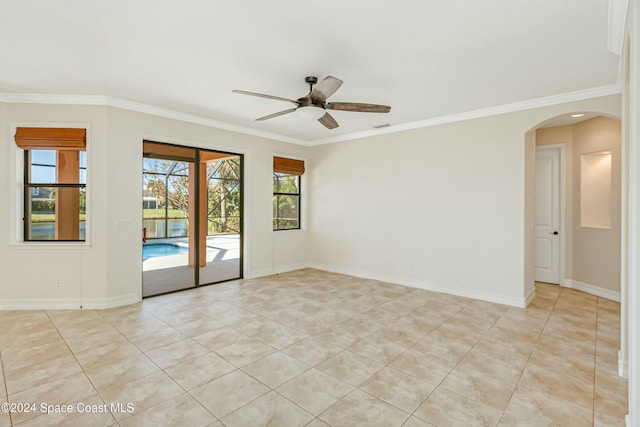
[{"xmin": 142, "ymin": 234, "xmax": 240, "ymax": 297}]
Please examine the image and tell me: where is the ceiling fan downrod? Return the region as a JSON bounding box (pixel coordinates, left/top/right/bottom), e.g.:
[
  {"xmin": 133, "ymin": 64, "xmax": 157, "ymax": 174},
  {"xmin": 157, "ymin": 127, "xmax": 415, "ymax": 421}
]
[{"xmin": 305, "ymin": 76, "xmax": 318, "ymax": 93}]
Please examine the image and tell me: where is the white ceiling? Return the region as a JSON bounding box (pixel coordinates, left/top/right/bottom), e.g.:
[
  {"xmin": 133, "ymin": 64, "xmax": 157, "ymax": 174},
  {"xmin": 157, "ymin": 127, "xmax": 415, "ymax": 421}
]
[{"xmin": 0, "ymin": 0, "xmax": 622, "ymax": 144}]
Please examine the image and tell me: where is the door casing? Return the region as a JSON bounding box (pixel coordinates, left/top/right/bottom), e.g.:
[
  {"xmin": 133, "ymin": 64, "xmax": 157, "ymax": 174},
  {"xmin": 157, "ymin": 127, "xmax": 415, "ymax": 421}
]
[{"xmin": 142, "ymin": 140, "xmax": 244, "ymax": 297}]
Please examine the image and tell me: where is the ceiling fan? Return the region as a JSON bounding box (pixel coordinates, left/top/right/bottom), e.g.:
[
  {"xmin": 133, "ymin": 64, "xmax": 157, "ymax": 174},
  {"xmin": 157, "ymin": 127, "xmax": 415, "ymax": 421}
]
[{"xmin": 232, "ymin": 76, "xmax": 391, "ymax": 129}]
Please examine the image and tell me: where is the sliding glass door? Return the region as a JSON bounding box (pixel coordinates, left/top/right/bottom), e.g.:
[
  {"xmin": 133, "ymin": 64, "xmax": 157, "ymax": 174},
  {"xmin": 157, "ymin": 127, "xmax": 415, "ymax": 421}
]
[
  {"xmin": 142, "ymin": 141, "xmax": 243, "ymax": 297},
  {"xmin": 199, "ymin": 154, "xmax": 242, "ymax": 285},
  {"xmin": 142, "ymin": 155, "xmax": 194, "ymax": 296}
]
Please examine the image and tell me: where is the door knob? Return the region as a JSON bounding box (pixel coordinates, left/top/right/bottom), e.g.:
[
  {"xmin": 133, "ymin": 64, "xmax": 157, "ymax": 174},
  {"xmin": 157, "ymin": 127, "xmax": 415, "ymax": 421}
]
[{"xmin": 548, "ymin": 231, "xmax": 559, "ymax": 235}]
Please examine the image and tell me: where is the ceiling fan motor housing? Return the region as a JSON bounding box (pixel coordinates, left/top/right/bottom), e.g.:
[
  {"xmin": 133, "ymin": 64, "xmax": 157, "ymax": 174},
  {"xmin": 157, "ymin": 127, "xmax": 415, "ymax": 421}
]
[{"xmin": 297, "ymin": 96, "xmax": 324, "ymax": 108}]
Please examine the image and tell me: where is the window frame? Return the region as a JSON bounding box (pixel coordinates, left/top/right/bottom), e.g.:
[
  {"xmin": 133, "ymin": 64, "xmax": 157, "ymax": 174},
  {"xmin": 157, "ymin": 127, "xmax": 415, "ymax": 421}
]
[
  {"xmin": 10, "ymin": 123, "xmax": 91, "ymax": 246},
  {"xmin": 273, "ymin": 172, "xmax": 302, "ymax": 231},
  {"xmin": 23, "ymin": 149, "xmax": 87, "ymax": 242}
]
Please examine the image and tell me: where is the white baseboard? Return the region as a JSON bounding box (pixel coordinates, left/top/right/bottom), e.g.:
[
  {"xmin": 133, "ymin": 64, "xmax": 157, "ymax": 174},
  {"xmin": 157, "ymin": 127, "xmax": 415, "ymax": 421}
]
[
  {"xmin": 619, "ymin": 350, "xmax": 629, "ymax": 378},
  {"xmin": 82, "ymin": 293, "xmax": 141, "ymax": 309},
  {"xmin": 563, "ymin": 279, "xmax": 621, "ymax": 302},
  {"xmin": 0, "ymin": 293, "xmax": 141, "ymax": 310},
  {"xmin": 2, "ymin": 265, "xmax": 574, "ymax": 311},
  {"xmin": 525, "ymin": 287, "xmax": 537, "ymax": 307},
  {"xmin": 0, "ymin": 298, "xmax": 82, "ymax": 310},
  {"xmin": 307, "ymin": 262, "xmax": 530, "ymax": 308},
  {"xmin": 247, "ymin": 263, "xmax": 310, "ymax": 280}
]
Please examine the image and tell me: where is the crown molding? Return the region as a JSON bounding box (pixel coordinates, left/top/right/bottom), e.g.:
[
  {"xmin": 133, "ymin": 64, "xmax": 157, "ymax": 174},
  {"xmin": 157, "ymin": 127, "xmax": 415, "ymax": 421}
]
[
  {"xmin": 309, "ymin": 83, "xmax": 623, "ymax": 146},
  {"xmin": 0, "ymin": 93, "xmax": 108, "ymax": 105},
  {"xmin": 608, "ymin": 0, "xmax": 629, "ymax": 55},
  {"xmin": 0, "ymin": 83, "xmax": 622, "ymax": 147},
  {"xmin": 104, "ymin": 96, "xmax": 307, "ymax": 146},
  {"xmin": 0, "ymin": 92, "xmax": 306, "ymax": 146}
]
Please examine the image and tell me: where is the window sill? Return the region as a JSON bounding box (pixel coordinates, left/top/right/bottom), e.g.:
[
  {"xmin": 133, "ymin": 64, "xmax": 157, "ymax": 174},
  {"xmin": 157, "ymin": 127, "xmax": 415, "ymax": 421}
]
[
  {"xmin": 9, "ymin": 242, "xmax": 92, "ymax": 250},
  {"xmin": 580, "ymin": 225, "xmax": 612, "ymax": 230},
  {"xmin": 273, "ymin": 228, "xmax": 306, "ymax": 235}
]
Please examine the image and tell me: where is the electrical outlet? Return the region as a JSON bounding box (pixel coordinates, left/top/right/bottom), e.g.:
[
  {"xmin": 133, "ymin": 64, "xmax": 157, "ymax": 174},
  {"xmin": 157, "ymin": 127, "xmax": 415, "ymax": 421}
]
[{"xmin": 55, "ymin": 277, "xmax": 62, "ymax": 287}]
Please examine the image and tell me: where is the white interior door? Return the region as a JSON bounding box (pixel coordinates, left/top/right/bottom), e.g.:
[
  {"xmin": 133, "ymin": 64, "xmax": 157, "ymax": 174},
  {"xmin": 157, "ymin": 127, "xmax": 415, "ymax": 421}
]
[{"xmin": 535, "ymin": 146, "xmax": 561, "ymax": 284}]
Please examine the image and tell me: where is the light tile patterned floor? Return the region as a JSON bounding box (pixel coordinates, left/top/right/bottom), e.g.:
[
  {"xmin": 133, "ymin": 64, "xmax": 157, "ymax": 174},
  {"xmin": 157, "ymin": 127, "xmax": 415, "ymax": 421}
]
[{"xmin": 0, "ymin": 269, "xmax": 628, "ymax": 426}]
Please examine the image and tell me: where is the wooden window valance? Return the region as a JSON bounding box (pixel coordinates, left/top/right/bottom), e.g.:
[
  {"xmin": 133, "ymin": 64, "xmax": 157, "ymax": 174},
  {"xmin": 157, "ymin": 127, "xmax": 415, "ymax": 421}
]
[
  {"xmin": 143, "ymin": 141, "xmax": 196, "ymax": 161},
  {"xmin": 14, "ymin": 127, "xmax": 86, "ymax": 150},
  {"xmin": 274, "ymin": 156, "xmax": 305, "ymax": 175}
]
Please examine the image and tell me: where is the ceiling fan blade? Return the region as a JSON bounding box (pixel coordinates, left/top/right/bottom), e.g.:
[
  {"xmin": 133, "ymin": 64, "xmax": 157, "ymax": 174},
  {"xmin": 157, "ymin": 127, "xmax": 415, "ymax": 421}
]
[
  {"xmin": 256, "ymin": 108, "xmax": 297, "ymax": 121},
  {"xmin": 310, "ymin": 76, "xmax": 343, "ymax": 102},
  {"xmin": 318, "ymin": 112, "xmax": 339, "ymax": 129},
  {"xmin": 232, "ymin": 90, "xmax": 299, "ymax": 105},
  {"xmin": 326, "ymin": 102, "xmax": 391, "ymax": 113}
]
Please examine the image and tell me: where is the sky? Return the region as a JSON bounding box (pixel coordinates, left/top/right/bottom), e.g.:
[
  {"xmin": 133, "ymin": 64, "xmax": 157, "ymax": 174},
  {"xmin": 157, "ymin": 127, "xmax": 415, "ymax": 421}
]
[{"xmin": 30, "ymin": 150, "xmax": 86, "ymax": 184}]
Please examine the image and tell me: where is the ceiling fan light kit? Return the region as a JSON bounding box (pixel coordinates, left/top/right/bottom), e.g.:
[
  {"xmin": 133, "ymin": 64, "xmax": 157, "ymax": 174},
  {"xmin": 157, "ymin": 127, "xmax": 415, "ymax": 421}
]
[
  {"xmin": 296, "ymin": 105, "xmax": 326, "ymax": 120},
  {"xmin": 232, "ymin": 75, "xmax": 391, "ymax": 129}
]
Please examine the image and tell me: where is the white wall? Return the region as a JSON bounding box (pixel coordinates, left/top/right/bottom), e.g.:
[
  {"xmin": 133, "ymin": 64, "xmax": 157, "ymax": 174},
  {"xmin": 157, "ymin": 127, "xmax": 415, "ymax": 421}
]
[
  {"xmin": 309, "ymin": 95, "xmax": 621, "ymax": 307},
  {"xmin": 536, "ymin": 117, "xmax": 622, "ymax": 297},
  {"xmin": 0, "ymin": 104, "xmax": 309, "ymax": 309},
  {"xmin": 0, "ymin": 88, "xmax": 634, "ymax": 425},
  {"xmin": 572, "ymin": 117, "xmax": 622, "ymax": 293},
  {"xmin": 523, "ymin": 130, "xmax": 536, "ymax": 302},
  {"xmin": 624, "ymin": 0, "xmax": 640, "ymax": 422},
  {"xmin": 0, "ymin": 96, "xmax": 622, "ymax": 311},
  {"xmin": 3, "ymin": 104, "xmax": 110, "ymax": 308},
  {"xmin": 0, "ymin": 102, "xmax": 9, "ymax": 304}
]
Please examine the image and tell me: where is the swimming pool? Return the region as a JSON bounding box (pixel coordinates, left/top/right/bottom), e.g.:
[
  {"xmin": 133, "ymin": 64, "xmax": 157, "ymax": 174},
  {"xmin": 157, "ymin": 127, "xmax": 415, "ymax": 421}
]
[{"xmin": 143, "ymin": 243, "xmax": 188, "ymax": 258}]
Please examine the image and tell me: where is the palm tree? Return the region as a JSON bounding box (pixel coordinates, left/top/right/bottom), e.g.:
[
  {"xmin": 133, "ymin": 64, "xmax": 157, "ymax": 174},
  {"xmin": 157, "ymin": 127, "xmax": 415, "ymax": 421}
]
[{"xmin": 145, "ymin": 178, "xmax": 165, "ymax": 207}]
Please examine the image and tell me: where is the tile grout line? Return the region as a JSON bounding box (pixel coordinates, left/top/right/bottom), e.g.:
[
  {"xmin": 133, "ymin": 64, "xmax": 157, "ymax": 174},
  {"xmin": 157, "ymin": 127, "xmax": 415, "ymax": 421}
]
[
  {"xmin": 197, "ymin": 288, "xmax": 467, "ymax": 425},
  {"xmin": 52, "ymin": 311, "xmax": 119, "ymax": 422},
  {"xmin": 2, "ymin": 275, "xmax": 623, "ymax": 426},
  {"xmin": 5, "ymin": 312, "xmax": 148, "ymax": 425},
  {"xmin": 592, "ymin": 296, "xmax": 601, "ymax": 425},
  {"xmin": 495, "ymin": 285, "xmax": 558, "ymax": 426},
  {"xmin": 514, "ymin": 286, "xmax": 606, "ymax": 423},
  {"xmin": 386, "ymin": 300, "xmax": 505, "ymax": 425},
  {"xmin": 139, "ymin": 298, "xmax": 332, "ymax": 425},
  {"xmin": 63, "ymin": 308, "xmax": 203, "ymax": 425},
  {"xmin": 96, "ymin": 307, "xmax": 226, "ymax": 425},
  {"xmin": 0, "ymin": 350, "xmax": 13, "ymax": 427}
]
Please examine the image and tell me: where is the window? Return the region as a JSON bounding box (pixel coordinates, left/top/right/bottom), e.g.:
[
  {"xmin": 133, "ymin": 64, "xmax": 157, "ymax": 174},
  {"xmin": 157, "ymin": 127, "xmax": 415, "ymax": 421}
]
[
  {"xmin": 15, "ymin": 127, "xmax": 87, "ymax": 241},
  {"xmin": 273, "ymin": 156, "xmax": 304, "ymax": 230},
  {"xmin": 273, "ymin": 173, "xmax": 300, "ymax": 230}
]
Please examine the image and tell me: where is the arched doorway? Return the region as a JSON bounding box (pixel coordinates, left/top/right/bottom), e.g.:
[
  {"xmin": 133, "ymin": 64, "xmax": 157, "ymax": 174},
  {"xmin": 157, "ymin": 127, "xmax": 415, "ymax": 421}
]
[
  {"xmin": 527, "ymin": 113, "xmax": 622, "ymax": 301},
  {"xmin": 525, "ymin": 110, "xmax": 627, "ymax": 380}
]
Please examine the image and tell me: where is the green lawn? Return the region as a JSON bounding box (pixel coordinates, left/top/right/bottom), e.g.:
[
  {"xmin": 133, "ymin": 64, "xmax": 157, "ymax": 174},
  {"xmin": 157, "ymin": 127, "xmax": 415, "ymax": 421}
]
[
  {"xmin": 30, "ymin": 208, "xmax": 186, "ymax": 222},
  {"xmin": 31, "ymin": 213, "xmax": 86, "ymax": 222},
  {"xmin": 143, "ymin": 208, "xmax": 187, "ymax": 219}
]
